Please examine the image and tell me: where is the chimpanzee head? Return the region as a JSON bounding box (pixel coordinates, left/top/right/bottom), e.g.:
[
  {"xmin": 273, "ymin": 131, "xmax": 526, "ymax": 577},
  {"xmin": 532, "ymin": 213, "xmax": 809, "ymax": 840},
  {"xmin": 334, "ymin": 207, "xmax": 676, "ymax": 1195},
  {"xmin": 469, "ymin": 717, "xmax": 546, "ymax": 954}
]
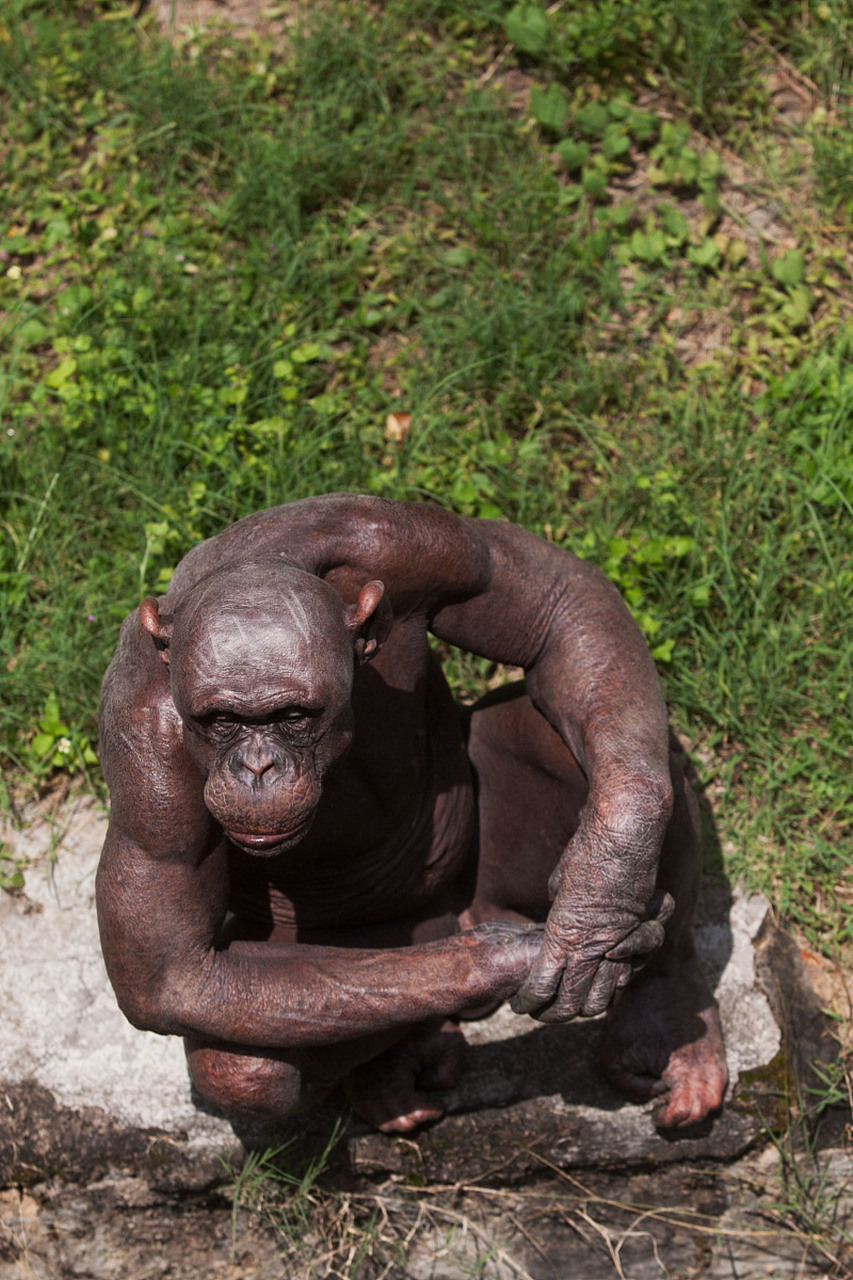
[{"xmin": 139, "ymin": 559, "xmax": 391, "ymax": 855}]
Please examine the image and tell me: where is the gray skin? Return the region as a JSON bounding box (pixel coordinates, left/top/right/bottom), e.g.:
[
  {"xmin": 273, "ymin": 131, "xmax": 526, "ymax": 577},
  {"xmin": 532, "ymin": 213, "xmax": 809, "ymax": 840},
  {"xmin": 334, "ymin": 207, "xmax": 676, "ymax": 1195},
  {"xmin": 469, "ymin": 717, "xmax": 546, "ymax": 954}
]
[{"xmin": 97, "ymin": 494, "xmax": 727, "ymax": 1134}]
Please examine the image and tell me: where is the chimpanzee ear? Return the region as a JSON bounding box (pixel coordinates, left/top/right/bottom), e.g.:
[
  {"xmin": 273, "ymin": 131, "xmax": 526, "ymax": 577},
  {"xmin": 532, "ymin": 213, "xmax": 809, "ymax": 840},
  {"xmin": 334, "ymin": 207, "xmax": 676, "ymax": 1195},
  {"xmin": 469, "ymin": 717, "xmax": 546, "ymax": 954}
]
[
  {"xmin": 344, "ymin": 580, "xmax": 393, "ymax": 664},
  {"xmin": 139, "ymin": 597, "xmax": 174, "ymax": 664}
]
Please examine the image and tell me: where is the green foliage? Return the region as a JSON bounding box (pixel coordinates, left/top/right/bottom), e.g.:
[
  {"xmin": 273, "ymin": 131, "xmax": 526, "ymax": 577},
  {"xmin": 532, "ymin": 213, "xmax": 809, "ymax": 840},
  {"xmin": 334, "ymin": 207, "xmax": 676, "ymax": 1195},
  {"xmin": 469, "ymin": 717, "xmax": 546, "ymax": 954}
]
[
  {"xmin": 811, "ymin": 106, "xmax": 853, "ymax": 217},
  {"xmin": 505, "ymin": 3, "xmax": 550, "ymax": 55},
  {"xmin": 0, "ymin": 0, "xmax": 851, "ymax": 952},
  {"xmin": 29, "ymin": 694, "xmax": 98, "ymax": 775},
  {"xmin": 0, "ymin": 849, "xmax": 28, "ymax": 896},
  {"xmin": 530, "ymin": 82, "xmax": 568, "ymax": 133},
  {"xmin": 224, "ymin": 1122, "xmax": 388, "ymax": 1275}
]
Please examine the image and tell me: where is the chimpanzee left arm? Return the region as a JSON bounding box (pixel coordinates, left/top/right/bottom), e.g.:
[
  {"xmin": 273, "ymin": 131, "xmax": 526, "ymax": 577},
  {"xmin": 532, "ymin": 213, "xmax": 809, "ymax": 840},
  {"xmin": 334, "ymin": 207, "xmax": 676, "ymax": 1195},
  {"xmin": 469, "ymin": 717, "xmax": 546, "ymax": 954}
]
[{"xmin": 429, "ymin": 516, "xmax": 675, "ymax": 1021}]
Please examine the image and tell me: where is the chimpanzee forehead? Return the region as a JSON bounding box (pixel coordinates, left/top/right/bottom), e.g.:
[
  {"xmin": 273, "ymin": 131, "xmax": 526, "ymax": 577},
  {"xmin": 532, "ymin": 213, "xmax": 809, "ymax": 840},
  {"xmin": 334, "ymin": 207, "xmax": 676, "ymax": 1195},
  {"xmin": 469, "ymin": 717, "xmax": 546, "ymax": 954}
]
[
  {"xmin": 169, "ymin": 568, "xmax": 355, "ymax": 716},
  {"xmin": 174, "ymin": 608, "xmax": 352, "ymax": 698}
]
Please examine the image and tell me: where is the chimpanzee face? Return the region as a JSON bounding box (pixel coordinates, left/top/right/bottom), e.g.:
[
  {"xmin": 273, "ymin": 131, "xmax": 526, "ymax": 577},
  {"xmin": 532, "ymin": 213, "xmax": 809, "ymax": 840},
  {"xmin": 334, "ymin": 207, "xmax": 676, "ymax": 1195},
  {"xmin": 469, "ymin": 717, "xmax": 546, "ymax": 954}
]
[
  {"xmin": 178, "ymin": 631, "xmax": 354, "ymax": 855},
  {"xmin": 141, "ymin": 562, "xmax": 388, "ymax": 857}
]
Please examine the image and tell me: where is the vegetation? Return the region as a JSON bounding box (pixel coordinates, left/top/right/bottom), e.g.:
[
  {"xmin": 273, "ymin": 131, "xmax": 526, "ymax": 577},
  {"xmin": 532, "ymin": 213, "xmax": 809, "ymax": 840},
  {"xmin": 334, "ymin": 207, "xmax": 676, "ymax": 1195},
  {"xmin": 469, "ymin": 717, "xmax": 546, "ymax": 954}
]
[{"xmin": 1, "ymin": 0, "xmax": 851, "ymax": 958}]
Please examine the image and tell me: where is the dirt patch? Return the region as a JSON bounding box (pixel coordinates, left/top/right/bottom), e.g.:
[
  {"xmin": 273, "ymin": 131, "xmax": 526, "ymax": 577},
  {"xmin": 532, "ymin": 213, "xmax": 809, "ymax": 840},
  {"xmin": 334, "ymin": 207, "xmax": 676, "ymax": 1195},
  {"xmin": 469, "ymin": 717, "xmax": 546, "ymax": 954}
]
[
  {"xmin": 144, "ymin": 0, "xmax": 322, "ymax": 47},
  {"xmin": 4, "ymin": 1146, "xmax": 853, "ymax": 1279}
]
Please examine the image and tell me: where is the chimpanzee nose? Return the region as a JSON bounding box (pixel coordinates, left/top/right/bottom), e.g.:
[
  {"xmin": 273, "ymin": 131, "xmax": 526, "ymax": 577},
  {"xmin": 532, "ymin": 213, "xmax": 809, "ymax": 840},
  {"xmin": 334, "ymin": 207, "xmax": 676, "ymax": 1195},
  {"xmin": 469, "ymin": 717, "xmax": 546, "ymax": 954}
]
[
  {"xmin": 242, "ymin": 757, "xmax": 274, "ymax": 778},
  {"xmin": 230, "ymin": 742, "xmax": 279, "ymax": 782}
]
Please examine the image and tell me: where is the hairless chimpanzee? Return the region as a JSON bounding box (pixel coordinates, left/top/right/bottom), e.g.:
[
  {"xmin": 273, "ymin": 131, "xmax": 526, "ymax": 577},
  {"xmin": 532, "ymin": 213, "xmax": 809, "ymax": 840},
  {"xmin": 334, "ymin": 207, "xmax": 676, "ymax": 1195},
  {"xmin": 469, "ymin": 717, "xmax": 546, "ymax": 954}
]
[{"xmin": 97, "ymin": 493, "xmax": 727, "ymax": 1134}]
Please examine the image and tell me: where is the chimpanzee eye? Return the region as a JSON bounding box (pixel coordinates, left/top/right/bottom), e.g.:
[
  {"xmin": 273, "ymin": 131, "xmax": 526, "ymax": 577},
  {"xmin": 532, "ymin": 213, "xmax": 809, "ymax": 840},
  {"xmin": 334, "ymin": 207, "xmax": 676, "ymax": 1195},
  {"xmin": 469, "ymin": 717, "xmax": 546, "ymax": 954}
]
[
  {"xmin": 280, "ymin": 707, "xmax": 309, "ymax": 723},
  {"xmin": 195, "ymin": 712, "xmax": 239, "ymax": 733}
]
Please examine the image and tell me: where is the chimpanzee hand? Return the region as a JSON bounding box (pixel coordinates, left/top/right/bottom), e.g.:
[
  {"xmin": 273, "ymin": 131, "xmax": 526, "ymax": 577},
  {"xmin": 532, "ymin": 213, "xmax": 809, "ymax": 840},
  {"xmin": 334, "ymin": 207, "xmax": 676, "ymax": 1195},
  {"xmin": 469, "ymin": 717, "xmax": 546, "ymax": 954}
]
[
  {"xmin": 457, "ymin": 920, "xmax": 546, "ymax": 1015},
  {"xmin": 510, "ymin": 805, "xmax": 674, "ymax": 1021}
]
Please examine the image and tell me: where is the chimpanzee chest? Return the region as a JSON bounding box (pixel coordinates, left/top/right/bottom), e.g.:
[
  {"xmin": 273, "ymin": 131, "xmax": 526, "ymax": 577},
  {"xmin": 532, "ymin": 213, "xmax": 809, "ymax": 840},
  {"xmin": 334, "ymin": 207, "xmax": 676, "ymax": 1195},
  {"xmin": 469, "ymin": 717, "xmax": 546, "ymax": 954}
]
[{"xmin": 226, "ymin": 649, "xmax": 477, "ymax": 933}]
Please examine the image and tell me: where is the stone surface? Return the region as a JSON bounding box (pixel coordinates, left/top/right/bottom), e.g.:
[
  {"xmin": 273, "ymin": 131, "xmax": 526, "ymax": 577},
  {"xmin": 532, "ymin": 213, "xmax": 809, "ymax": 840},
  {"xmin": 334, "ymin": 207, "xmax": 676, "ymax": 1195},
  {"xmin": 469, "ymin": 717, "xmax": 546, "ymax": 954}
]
[
  {"xmin": 4, "ymin": 1145, "xmax": 853, "ymax": 1279},
  {"xmin": 0, "ymin": 797, "xmax": 823, "ymax": 1193},
  {"xmin": 0, "ymin": 797, "xmax": 848, "ymax": 1279},
  {"xmin": 0, "ymin": 799, "xmax": 240, "ymax": 1188}
]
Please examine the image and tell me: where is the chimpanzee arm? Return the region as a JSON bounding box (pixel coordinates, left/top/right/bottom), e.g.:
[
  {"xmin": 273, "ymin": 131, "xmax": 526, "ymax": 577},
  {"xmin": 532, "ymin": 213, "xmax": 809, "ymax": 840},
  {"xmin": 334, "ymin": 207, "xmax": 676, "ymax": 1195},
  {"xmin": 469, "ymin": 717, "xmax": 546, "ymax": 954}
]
[
  {"xmin": 97, "ymin": 831, "xmax": 539, "ymax": 1046},
  {"xmin": 429, "ymin": 517, "xmax": 675, "ymax": 1021},
  {"xmin": 97, "ymin": 623, "xmax": 539, "ymax": 1047}
]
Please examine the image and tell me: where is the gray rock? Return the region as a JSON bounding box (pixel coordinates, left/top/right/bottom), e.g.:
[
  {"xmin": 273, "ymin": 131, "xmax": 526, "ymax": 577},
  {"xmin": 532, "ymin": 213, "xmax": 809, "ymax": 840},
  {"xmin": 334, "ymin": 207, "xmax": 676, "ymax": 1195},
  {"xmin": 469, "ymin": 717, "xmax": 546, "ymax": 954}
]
[{"xmin": 0, "ymin": 799, "xmax": 827, "ymax": 1192}]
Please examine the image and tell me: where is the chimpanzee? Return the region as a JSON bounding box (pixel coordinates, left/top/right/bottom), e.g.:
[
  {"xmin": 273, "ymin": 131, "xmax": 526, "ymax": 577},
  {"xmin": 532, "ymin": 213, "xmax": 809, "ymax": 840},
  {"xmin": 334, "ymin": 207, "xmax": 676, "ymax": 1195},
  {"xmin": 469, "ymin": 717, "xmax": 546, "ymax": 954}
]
[{"xmin": 97, "ymin": 494, "xmax": 727, "ymax": 1133}]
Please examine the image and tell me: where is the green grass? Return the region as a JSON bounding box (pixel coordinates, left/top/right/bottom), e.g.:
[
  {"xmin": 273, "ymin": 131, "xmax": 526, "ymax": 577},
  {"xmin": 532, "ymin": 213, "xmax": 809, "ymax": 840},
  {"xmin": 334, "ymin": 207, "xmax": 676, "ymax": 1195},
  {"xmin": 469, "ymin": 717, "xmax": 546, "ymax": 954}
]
[{"xmin": 1, "ymin": 0, "xmax": 851, "ymax": 950}]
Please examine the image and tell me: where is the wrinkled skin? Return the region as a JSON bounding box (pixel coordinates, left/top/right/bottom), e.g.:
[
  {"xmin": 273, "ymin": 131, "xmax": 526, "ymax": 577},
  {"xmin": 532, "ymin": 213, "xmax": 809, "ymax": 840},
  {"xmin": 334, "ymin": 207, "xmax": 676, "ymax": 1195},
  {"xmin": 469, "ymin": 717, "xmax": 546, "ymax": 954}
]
[{"xmin": 98, "ymin": 494, "xmax": 727, "ymax": 1134}]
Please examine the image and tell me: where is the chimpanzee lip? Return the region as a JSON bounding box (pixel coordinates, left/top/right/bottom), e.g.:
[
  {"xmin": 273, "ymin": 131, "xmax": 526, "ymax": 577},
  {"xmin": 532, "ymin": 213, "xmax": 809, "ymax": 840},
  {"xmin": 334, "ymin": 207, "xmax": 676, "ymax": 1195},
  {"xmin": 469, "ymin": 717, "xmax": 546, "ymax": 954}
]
[{"xmin": 227, "ymin": 826, "xmax": 307, "ymax": 851}]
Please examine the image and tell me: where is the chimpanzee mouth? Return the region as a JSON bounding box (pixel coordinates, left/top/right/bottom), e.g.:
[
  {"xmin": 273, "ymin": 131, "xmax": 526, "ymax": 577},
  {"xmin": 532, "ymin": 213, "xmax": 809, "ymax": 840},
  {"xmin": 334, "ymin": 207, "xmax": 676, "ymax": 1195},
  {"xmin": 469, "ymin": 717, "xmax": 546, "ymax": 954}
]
[{"xmin": 226, "ymin": 825, "xmax": 308, "ymax": 853}]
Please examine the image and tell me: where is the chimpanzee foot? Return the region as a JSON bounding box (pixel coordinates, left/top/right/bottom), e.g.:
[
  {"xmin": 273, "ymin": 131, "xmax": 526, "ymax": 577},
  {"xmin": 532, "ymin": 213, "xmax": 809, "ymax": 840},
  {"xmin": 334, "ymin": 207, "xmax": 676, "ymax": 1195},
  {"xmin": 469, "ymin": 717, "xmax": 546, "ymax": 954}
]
[
  {"xmin": 342, "ymin": 1020, "xmax": 467, "ymax": 1134},
  {"xmin": 601, "ymin": 955, "xmax": 728, "ymax": 1129}
]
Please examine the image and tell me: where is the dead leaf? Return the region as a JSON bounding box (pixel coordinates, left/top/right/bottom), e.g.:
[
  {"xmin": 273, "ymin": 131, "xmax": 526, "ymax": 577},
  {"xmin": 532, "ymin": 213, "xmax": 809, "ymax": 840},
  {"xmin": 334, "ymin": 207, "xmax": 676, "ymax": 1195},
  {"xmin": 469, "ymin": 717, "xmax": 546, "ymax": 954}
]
[{"xmin": 384, "ymin": 412, "xmax": 412, "ymax": 444}]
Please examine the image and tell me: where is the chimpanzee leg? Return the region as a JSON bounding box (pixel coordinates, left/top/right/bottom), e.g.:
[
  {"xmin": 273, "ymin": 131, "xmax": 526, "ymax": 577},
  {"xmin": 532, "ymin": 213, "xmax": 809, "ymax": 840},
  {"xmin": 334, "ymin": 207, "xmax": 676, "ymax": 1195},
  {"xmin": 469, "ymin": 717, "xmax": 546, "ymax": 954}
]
[
  {"xmin": 185, "ymin": 1017, "xmax": 466, "ymax": 1132},
  {"xmin": 185, "ymin": 906, "xmax": 469, "ymax": 1134},
  {"xmin": 463, "ymin": 682, "xmax": 727, "ymax": 1128}
]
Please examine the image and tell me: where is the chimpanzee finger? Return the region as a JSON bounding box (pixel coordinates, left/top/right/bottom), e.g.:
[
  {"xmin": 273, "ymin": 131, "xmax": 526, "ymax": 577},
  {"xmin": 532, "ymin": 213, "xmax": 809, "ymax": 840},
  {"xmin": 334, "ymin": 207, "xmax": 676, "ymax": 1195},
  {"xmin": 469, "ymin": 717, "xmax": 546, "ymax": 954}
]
[
  {"xmin": 581, "ymin": 959, "xmax": 628, "ymax": 1015},
  {"xmin": 509, "ymin": 933, "xmax": 571, "ymax": 1015},
  {"xmin": 647, "ymin": 890, "xmax": 676, "ymax": 925},
  {"xmin": 604, "ymin": 918, "xmax": 667, "ymax": 961},
  {"xmin": 535, "ymin": 957, "xmax": 621, "ymax": 1021},
  {"xmin": 519, "ymin": 951, "xmax": 603, "ymax": 1021}
]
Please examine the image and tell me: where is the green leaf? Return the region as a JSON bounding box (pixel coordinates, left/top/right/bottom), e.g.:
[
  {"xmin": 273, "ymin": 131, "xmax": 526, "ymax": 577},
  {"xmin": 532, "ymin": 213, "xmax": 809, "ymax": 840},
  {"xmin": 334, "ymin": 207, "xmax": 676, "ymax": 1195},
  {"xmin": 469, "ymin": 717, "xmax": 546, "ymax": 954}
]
[
  {"xmin": 292, "ymin": 342, "xmax": 322, "ymax": 363},
  {"xmin": 45, "ymin": 217, "xmax": 72, "ymax": 248},
  {"xmin": 576, "ymin": 103, "xmax": 609, "ymax": 137},
  {"xmin": 556, "ymin": 139, "xmax": 590, "ymax": 171},
  {"xmin": 45, "ymin": 356, "xmax": 78, "ymax": 389},
  {"xmin": 659, "ymin": 204, "xmax": 689, "ymax": 242},
  {"xmin": 635, "ymin": 538, "xmax": 666, "ymax": 566},
  {"xmin": 0, "ymin": 869, "xmax": 24, "ymax": 892},
  {"xmin": 42, "ymin": 693, "xmax": 62, "ymax": 729},
  {"xmin": 530, "ymin": 83, "xmax": 568, "ymax": 134},
  {"xmin": 688, "ymin": 238, "xmax": 721, "ymax": 269},
  {"xmin": 581, "ymin": 168, "xmax": 608, "ymax": 200},
  {"xmin": 31, "ymin": 732, "xmax": 57, "ymax": 757},
  {"xmin": 626, "ymin": 108, "xmax": 659, "ymax": 142},
  {"xmin": 630, "ymin": 229, "xmax": 667, "ymax": 263},
  {"xmin": 726, "ymin": 239, "xmax": 748, "ymax": 266},
  {"xmin": 54, "ymin": 284, "xmax": 92, "ymax": 318},
  {"xmin": 442, "ymin": 246, "xmax": 474, "ymax": 268},
  {"xmin": 772, "ymin": 249, "xmax": 805, "ymax": 287},
  {"xmin": 781, "ymin": 285, "xmax": 814, "ymax": 327},
  {"xmin": 601, "ymin": 129, "xmax": 631, "ymax": 161},
  {"xmin": 505, "ymin": 4, "xmax": 549, "ymax": 55},
  {"xmin": 16, "ymin": 318, "xmax": 48, "ymax": 349}
]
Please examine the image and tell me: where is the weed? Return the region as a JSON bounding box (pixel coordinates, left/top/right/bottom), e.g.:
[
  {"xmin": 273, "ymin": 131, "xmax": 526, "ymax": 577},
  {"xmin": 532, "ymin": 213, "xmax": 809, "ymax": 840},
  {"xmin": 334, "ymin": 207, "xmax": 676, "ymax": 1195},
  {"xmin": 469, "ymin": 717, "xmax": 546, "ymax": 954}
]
[
  {"xmin": 0, "ymin": 847, "xmax": 29, "ymax": 895},
  {"xmin": 226, "ymin": 1122, "xmax": 399, "ymax": 1277},
  {"xmin": 759, "ymin": 1058, "xmax": 853, "ymax": 1274},
  {"xmin": 0, "ymin": 0, "xmax": 850, "ymax": 952}
]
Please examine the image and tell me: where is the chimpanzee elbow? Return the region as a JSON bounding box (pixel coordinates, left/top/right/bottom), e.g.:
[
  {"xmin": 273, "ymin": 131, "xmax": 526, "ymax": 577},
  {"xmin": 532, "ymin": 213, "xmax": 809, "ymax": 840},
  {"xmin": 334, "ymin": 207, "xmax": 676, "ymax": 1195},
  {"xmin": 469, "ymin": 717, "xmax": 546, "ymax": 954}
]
[
  {"xmin": 115, "ymin": 979, "xmax": 191, "ymax": 1037},
  {"xmin": 643, "ymin": 768, "xmax": 675, "ymax": 821}
]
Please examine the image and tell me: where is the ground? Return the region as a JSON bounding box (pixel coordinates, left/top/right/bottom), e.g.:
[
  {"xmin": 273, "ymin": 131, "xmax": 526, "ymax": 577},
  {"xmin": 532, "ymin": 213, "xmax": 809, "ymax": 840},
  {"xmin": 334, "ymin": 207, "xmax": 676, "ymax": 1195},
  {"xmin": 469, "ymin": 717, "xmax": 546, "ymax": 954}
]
[{"xmin": 1, "ymin": 796, "xmax": 851, "ymax": 1278}]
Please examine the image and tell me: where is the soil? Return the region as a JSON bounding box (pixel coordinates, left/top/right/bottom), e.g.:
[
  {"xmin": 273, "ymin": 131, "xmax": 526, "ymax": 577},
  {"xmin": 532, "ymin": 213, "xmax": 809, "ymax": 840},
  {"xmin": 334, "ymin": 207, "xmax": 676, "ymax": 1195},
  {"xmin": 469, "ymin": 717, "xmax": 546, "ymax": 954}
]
[
  {"xmin": 4, "ymin": 1143, "xmax": 853, "ymax": 1279},
  {"xmin": 145, "ymin": 0, "xmax": 320, "ymax": 48}
]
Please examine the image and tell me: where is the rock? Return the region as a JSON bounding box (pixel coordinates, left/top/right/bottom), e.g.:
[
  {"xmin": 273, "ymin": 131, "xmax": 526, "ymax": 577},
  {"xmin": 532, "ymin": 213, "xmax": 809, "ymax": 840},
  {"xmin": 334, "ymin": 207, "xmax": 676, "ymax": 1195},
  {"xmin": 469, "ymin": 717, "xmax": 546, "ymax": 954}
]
[
  {"xmin": 0, "ymin": 799, "xmax": 239, "ymax": 1188},
  {"xmin": 0, "ymin": 799, "xmax": 830, "ymax": 1193}
]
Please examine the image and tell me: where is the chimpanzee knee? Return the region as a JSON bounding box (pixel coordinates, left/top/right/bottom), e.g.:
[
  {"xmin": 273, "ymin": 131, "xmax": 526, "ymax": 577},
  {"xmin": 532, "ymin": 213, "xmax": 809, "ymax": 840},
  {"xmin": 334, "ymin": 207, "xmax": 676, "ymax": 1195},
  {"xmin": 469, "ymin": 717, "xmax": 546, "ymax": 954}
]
[{"xmin": 185, "ymin": 1037, "xmax": 331, "ymax": 1120}]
